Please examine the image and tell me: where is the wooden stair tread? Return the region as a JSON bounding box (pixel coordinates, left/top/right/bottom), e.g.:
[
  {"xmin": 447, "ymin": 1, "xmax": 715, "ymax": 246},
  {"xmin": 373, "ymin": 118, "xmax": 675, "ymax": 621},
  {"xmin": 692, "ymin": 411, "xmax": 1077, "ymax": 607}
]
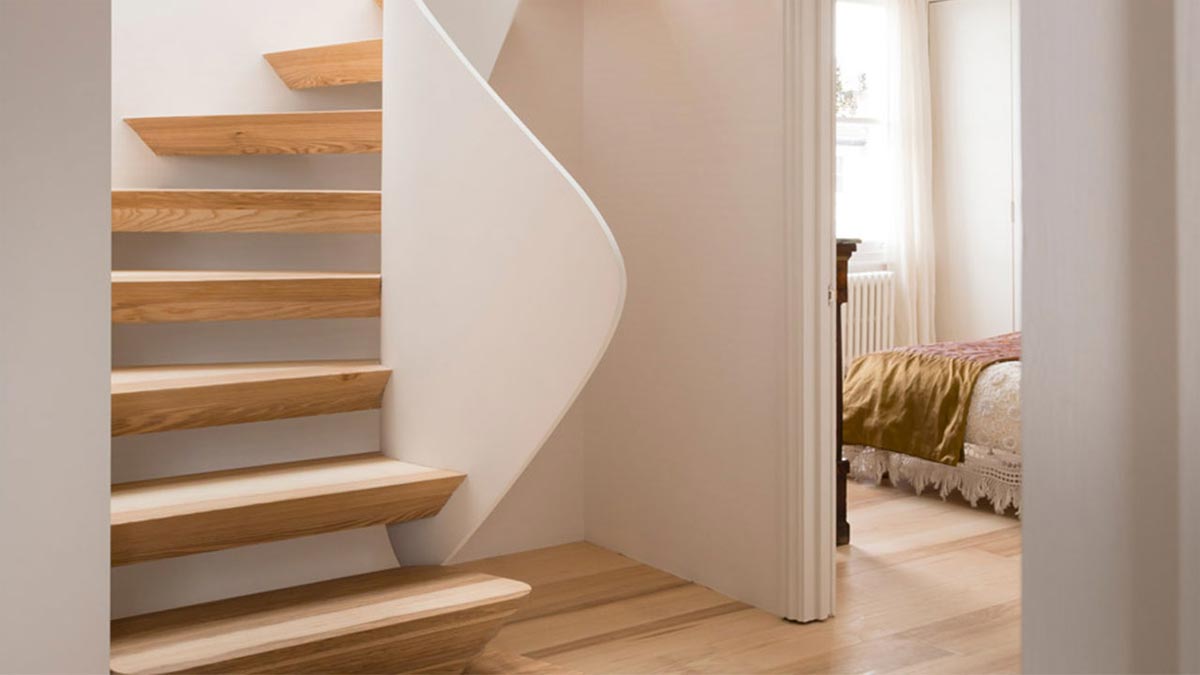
[
  {"xmin": 112, "ymin": 270, "xmax": 378, "ymax": 282},
  {"xmin": 111, "ymin": 360, "xmax": 390, "ymax": 436},
  {"xmin": 110, "ymin": 567, "xmax": 531, "ymax": 674},
  {"xmin": 112, "ymin": 189, "xmax": 380, "ymax": 233},
  {"xmin": 112, "ymin": 453, "xmax": 455, "ymax": 522},
  {"xmin": 112, "ymin": 270, "xmax": 381, "ymax": 323},
  {"xmin": 112, "ymin": 453, "xmax": 464, "ymax": 565},
  {"xmin": 111, "ymin": 360, "xmax": 386, "ymax": 393},
  {"xmin": 265, "ymin": 39, "xmax": 382, "ymax": 89},
  {"xmin": 125, "ymin": 110, "xmax": 381, "ymax": 156}
]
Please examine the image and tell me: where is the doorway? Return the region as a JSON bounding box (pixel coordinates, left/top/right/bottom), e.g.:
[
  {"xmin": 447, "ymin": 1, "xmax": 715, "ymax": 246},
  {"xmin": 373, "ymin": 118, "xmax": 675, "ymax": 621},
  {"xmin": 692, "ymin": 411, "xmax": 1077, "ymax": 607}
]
[{"xmin": 824, "ymin": 1, "xmax": 1023, "ymax": 665}]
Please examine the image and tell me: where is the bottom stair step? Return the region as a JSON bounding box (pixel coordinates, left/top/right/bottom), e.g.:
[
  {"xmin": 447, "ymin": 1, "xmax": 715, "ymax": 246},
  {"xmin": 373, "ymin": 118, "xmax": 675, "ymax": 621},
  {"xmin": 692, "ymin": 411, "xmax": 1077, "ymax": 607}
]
[{"xmin": 110, "ymin": 567, "xmax": 532, "ymax": 675}]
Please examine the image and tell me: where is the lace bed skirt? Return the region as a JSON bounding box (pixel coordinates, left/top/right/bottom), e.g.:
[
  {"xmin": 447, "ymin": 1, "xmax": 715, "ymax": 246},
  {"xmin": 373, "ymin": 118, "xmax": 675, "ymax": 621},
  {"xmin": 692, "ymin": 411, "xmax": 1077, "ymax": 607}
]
[{"xmin": 844, "ymin": 443, "xmax": 1022, "ymax": 515}]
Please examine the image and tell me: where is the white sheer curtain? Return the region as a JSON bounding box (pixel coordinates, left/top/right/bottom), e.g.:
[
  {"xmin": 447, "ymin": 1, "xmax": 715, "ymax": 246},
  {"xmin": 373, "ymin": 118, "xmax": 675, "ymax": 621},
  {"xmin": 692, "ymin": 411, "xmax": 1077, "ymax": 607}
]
[{"xmin": 884, "ymin": 0, "xmax": 937, "ymax": 345}]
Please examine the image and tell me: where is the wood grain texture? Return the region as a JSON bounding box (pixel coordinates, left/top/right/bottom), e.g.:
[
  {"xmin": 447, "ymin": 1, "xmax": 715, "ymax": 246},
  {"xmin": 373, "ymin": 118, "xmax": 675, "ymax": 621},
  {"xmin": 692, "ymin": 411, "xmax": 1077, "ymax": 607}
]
[
  {"xmin": 125, "ymin": 110, "xmax": 381, "ymax": 156},
  {"xmin": 468, "ymin": 649, "xmax": 580, "ymax": 675},
  {"xmin": 111, "ymin": 360, "xmax": 390, "ymax": 436},
  {"xmin": 265, "ymin": 39, "xmax": 382, "ymax": 89},
  {"xmin": 112, "ymin": 270, "xmax": 380, "ymax": 323},
  {"xmin": 111, "ymin": 453, "xmax": 463, "ymax": 565},
  {"xmin": 110, "ymin": 567, "xmax": 531, "ymax": 674},
  {"xmin": 514, "ymin": 565, "xmax": 688, "ymax": 624},
  {"xmin": 460, "ymin": 483, "xmax": 1021, "ymax": 674},
  {"xmin": 111, "ymin": 189, "xmax": 380, "ymax": 233}
]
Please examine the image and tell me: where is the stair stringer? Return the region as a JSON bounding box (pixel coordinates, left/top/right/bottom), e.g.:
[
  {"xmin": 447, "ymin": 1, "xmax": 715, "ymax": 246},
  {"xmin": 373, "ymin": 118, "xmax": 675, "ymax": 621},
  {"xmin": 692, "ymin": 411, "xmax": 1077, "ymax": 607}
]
[{"xmin": 381, "ymin": 0, "xmax": 626, "ymax": 565}]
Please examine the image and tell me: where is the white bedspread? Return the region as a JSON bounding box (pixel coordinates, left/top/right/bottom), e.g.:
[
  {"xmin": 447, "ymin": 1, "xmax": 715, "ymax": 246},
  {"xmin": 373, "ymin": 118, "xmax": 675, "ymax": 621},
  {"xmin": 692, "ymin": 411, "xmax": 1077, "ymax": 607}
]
[{"xmin": 964, "ymin": 361, "xmax": 1022, "ymax": 460}]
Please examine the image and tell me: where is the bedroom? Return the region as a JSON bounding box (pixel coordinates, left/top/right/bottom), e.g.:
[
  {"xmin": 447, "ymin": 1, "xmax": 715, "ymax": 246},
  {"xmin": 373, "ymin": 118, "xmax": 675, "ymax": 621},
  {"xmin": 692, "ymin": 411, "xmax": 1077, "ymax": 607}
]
[{"xmin": 834, "ymin": 0, "xmax": 1022, "ymax": 571}]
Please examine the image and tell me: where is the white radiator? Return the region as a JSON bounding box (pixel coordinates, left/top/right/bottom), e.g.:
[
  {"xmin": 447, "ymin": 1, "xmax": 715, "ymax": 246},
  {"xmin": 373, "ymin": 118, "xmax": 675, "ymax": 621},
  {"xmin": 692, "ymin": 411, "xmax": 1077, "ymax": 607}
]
[{"xmin": 842, "ymin": 270, "xmax": 896, "ymax": 371}]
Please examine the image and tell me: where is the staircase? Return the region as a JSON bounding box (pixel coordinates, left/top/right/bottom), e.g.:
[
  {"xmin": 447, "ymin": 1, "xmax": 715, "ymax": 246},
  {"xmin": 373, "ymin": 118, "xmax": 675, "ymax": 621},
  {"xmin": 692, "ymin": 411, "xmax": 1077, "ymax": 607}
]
[{"xmin": 110, "ymin": 3, "xmax": 529, "ymax": 672}]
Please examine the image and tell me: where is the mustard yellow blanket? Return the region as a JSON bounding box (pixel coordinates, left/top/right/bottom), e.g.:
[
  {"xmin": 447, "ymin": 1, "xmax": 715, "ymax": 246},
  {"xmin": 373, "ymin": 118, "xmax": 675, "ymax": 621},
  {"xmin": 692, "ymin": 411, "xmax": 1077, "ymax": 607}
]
[{"xmin": 842, "ymin": 333, "xmax": 1021, "ymax": 465}]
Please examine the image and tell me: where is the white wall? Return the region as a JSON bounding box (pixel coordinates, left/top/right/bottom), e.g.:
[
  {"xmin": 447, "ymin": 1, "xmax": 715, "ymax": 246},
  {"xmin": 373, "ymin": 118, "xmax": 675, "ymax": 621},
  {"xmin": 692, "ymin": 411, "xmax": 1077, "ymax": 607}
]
[
  {"xmin": 453, "ymin": 406, "xmax": 586, "ymax": 561},
  {"xmin": 450, "ymin": 3, "xmax": 820, "ymax": 618},
  {"xmin": 111, "ymin": 0, "xmax": 396, "ymax": 618},
  {"xmin": 450, "ymin": 0, "xmax": 829, "ymax": 618},
  {"xmin": 424, "ymin": 0, "xmax": 520, "ymax": 81},
  {"xmin": 0, "ymin": 2, "xmax": 111, "ymax": 671},
  {"xmin": 454, "ymin": 0, "xmax": 589, "ymax": 562},
  {"xmin": 929, "ymin": 0, "xmax": 1019, "ymax": 341},
  {"xmin": 579, "ymin": 0, "xmax": 790, "ymax": 614},
  {"xmin": 1021, "ymin": 0, "xmax": 1190, "ymax": 671}
]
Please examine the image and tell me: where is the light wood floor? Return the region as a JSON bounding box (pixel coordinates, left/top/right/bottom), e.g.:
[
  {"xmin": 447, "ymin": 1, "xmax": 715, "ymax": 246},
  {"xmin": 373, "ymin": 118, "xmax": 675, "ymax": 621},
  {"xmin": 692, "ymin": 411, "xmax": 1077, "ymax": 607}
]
[{"xmin": 463, "ymin": 480, "xmax": 1021, "ymax": 674}]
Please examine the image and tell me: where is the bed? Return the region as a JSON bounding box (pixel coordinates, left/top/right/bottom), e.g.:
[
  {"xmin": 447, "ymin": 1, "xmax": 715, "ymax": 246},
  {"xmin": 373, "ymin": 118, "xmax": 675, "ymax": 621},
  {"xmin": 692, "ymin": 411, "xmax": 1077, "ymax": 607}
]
[{"xmin": 841, "ymin": 333, "xmax": 1022, "ymax": 514}]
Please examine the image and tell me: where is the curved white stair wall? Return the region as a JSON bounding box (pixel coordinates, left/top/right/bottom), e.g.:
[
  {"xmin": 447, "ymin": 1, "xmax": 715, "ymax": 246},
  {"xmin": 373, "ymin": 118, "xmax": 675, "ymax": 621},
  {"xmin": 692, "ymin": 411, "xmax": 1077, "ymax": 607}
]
[{"xmin": 381, "ymin": 0, "xmax": 625, "ymax": 564}]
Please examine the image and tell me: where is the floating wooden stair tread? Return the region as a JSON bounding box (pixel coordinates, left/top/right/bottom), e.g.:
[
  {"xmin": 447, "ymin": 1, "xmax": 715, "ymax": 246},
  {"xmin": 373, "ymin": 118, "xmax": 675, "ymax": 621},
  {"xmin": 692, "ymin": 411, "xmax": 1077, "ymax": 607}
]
[
  {"xmin": 112, "ymin": 270, "xmax": 381, "ymax": 323},
  {"xmin": 125, "ymin": 110, "xmax": 381, "ymax": 156},
  {"xmin": 112, "ymin": 189, "xmax": 380, "ymax": 233},
  {"xmin": 111, "ymin": 360, "xmax": 390, "ymax": 436},
  {"xmin": 111, "ymin": 452, "xmax": 464, "ymax": 565},
  {"xmin": 110, "ymin": 567, "xmax": 531, "ymax": 674},
  {"xmin": 265, "ymin": 39, "xmax": 382, "ymax": 89}
]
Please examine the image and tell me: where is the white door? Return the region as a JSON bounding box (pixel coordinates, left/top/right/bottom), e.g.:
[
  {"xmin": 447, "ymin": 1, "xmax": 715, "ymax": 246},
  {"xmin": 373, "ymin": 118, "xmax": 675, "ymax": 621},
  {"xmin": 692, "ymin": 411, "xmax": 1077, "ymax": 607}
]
[{"xmin": 929, "ymin": 0, "xmax": 1018, "ymax": 341}]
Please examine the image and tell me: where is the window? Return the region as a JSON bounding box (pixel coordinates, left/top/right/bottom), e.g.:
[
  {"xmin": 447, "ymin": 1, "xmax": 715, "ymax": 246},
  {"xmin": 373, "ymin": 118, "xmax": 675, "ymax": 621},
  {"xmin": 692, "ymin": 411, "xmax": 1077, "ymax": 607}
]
[{"xmin": 835, "ymin": 0, "xmax": 890, "ymax": 247}]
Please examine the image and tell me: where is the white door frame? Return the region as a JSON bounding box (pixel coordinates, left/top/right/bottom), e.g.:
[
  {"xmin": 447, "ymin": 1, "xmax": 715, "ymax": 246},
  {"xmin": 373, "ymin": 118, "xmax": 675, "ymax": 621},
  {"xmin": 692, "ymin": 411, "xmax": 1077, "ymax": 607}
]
[{"xmin": 782, "ymin": 0, "xmax": 838, "ymax": 623}]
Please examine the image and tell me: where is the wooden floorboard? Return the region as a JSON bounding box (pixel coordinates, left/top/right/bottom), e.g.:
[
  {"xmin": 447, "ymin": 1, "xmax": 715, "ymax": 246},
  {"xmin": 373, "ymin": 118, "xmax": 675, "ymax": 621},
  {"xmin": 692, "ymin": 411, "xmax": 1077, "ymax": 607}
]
[
  {"xmin": 462, "ymin": 481, "xmax": 1021, "ymax": 674},
  {"xmin": 467, "ymin": 649, "xmax": 581, "ymax": 675}
]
